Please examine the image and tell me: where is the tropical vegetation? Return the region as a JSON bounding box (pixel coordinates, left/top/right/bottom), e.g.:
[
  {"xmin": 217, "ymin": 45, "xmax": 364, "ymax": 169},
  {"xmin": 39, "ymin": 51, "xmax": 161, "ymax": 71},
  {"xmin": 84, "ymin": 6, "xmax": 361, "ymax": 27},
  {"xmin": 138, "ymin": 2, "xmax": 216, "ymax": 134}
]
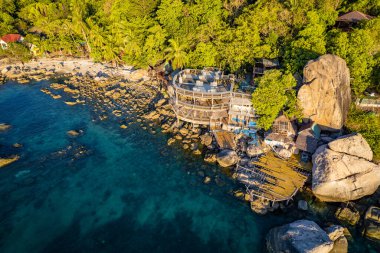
[{"xmin": 0, "ymin": 0, "xmax": 379, "ymax": 156}]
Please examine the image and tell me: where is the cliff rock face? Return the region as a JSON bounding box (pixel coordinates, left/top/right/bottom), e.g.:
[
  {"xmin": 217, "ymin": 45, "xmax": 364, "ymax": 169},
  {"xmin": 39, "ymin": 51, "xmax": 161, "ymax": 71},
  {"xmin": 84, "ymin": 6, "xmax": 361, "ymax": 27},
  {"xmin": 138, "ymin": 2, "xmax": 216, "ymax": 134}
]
[
  {"xmin": 266, "ymin": 220, "xmax": 334, "ymax": 253},
  {"xmin": 298, "ymin": 54, "xmax": 351, "ymax": 130},
  {"xmin": 312, "ymin": 134, "xmax": 380, "ymax": 202}
]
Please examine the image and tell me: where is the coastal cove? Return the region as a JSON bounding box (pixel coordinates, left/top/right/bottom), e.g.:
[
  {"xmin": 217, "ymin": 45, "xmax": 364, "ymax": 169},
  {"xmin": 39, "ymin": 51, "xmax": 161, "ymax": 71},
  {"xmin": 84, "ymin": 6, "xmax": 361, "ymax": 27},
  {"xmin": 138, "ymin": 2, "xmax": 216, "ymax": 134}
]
[
  {"xmin": 0, "ymin": 79, "xmax": 378, "ymax": 253},
  {"xmin": 0, "ymin": 80, "xmax": 290, "ymax": 253},
  {"xmin": 0, "ymin": 0, "xmax": 379, "ymax": 251}
]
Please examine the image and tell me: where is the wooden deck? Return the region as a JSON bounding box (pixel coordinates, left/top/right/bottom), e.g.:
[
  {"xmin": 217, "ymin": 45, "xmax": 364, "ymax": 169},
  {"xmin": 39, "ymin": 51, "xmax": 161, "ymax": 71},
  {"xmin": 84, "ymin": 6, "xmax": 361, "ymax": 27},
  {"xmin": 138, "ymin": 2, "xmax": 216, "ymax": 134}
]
[
  {"xmin": 236, "ymin": 153, "xmax": 310, "ymax": 202},
  {"xmin": 213, "ymin": 131, "xmax": 236, "ymax": 149}
]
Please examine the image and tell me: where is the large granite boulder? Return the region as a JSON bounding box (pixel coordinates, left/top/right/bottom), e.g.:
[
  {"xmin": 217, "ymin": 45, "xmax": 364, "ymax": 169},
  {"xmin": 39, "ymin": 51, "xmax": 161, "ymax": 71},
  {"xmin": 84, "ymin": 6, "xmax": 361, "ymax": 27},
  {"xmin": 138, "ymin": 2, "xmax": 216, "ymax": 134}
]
[
  {"xmin": 328, "ymin": 133, "xmax": 373, "ymax": 161},
  {"xmin": 312, "ymin": 137, "xmax": 380, "ymax": 202},
  {"xmin": 216, "ymin": 149, "xmax": 239, "ymax": 167},
  {"xmin": 298, "ymin": 54, "xmax": 351, "ymax": 130},
  {"xmin": 266, "ymin": 220, "xmax": 334, "ymax": 253}
]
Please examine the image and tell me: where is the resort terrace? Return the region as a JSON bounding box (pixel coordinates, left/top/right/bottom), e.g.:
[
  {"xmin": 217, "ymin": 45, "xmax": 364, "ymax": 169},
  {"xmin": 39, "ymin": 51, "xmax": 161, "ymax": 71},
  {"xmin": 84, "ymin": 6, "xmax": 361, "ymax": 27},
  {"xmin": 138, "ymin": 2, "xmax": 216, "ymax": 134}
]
[
  {"xmin": 173, "ymin": 68, "xmax": 234, "ymax": 94},
  {"xmin": 169, "ymin": 68, "xmax": 255, "ymax": 128}
]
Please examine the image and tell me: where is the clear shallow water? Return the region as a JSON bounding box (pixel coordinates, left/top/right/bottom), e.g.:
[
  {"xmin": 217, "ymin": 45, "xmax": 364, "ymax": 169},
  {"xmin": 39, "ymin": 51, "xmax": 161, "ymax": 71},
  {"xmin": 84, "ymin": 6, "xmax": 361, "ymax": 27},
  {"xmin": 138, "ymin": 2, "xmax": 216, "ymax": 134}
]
[{"xmin": 0, "ymin": 81, "xmax": 376, "ymax": 253}]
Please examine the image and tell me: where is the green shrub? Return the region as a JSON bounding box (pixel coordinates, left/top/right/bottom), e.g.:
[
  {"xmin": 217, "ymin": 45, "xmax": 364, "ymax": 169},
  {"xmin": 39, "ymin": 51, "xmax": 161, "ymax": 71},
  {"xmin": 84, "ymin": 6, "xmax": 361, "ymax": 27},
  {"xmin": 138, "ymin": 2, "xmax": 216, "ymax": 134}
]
[
  {"xmin": 345, "ymin": 106, "xmax": 380, "ymax": 161},
  {"xmin": 0, "ymin": 43, "xmax": 32, "ymax": 62}
]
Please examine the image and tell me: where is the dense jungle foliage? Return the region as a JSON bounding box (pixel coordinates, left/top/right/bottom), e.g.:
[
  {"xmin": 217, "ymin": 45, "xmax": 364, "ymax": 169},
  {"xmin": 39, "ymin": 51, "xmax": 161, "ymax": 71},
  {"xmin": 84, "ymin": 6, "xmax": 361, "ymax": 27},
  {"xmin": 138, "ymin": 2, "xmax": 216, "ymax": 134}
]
[{"xmin": 0, "ymin": 0, "xmax": 379, "ymax": 156}]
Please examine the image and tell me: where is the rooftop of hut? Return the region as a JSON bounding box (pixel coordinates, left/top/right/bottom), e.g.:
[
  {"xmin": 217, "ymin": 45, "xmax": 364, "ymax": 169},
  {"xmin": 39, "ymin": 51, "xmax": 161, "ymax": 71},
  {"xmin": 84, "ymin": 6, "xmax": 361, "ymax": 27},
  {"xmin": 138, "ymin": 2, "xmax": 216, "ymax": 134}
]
[
  {"xmin": 337, "ymin": 11, "xmax": 374, "ymax": 23},
  {"xmin": 173, "ymin": 68, "xmax": 234, "ymax": 93}
]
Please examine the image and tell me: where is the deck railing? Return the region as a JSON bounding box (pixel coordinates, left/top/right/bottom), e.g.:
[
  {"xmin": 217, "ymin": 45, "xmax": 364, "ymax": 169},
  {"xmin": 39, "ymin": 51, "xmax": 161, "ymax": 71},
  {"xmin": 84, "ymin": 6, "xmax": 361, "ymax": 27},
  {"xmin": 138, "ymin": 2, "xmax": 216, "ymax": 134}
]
[
  {"xmin": 169, "ymin": 68, "xmax": 257, "ymax": 126},
  {"xmin": 175, "ymin": 99, "xmax": 230, "ymax": 111}
]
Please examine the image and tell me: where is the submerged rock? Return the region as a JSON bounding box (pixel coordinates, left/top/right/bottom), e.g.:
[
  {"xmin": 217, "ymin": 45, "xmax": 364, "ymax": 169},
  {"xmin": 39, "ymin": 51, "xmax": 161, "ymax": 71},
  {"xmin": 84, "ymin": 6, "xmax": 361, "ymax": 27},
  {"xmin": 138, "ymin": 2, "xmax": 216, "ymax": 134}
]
[
  {"xmin": 0, "ymin": 155, "xmax": 20, "ymax": 168},
  {"xmin": 65, "ymin": 101, "xmax": 77, "ymax": 106},
  {"xmin": 312, "ymin": 141, "xmax": 380, "ymax": 202},
  {"xmin": 297, "ymin": 200, "xmax": 308, "ymax": 211},
  {"xmin": 204, "ymin": 153, "xmax": 217, "ymax": 163},
  {"xmin": 67, "ymin": 130, "xmax": 83, "ymax": 138},
  {"xmin": 167, "ymin": 138, "xmax": 176, "ymax": 146},
  {"xmin": 216, "ymin": 149, "xmax": 238, "ymax": 167},
  {"xmin": 298, "ymin": 54, "xmax": 351, "ymax": 130},
  {"xmin": 266, "ymin": 220, "xmax": 334, "ymax": 253},
  {"xmin": 0, "ymin": 123, "xmax": 11, "ymax": 132},
  {"xmin": 12, "ymin": 143, "xmax": 22, "ymax": 148},
  {"xmin": 203, "ymin": 176, "xmax": 211, "ymax": 184}
]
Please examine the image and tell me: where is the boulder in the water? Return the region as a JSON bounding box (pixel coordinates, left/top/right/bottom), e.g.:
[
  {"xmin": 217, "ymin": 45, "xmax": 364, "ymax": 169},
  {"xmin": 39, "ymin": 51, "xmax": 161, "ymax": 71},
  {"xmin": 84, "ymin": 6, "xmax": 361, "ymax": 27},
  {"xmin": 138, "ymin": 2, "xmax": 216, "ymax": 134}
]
[
  {"xmin": 216, "ymin": 149, "xmax": 239, "ymax": 167},
  {"xmin": 297, "ymin": 200, "xmax": 308, "ymax": 211},
  {"xmin": 312, "ymin": 134, "xmax": 380, "ymax": 202},
  {"xmin": 266, "ymin": 220, "xmax": 334, "ymax": 253},
  {"xmin": 0, "ymin": 123, "xmax": 11, "ymax": 132},
  {"xmin": 67, "ymin": 130, "xmax": 83, "ymax": 138},
  {"xmin": 0, "ymin": 155, "xmax": 20, "ymax": 168}
]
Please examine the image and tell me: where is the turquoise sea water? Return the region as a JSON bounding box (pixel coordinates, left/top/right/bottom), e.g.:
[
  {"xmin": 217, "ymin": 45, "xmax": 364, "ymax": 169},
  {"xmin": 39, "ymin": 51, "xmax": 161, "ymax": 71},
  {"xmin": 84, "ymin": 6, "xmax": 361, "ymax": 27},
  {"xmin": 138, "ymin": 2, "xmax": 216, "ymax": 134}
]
[{"xmin": 0, "ymin": 81, "xmax": 377, "ymax": 253}]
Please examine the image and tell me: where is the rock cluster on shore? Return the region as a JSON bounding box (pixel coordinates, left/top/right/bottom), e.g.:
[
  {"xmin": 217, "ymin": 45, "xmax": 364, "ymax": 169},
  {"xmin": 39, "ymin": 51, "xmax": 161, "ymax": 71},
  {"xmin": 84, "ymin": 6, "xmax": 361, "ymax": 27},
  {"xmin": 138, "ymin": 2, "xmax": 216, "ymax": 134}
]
[
  {"xmin": 2, "ymin": 55, "xmax": 380, "ymax": 251},
  {"xmin": 266, "ymin": 220, "xmax": 347, "ymax": 253},
  {"xmin": 312, "ymin": 133, "xmax": 380, "ymax": 202}
]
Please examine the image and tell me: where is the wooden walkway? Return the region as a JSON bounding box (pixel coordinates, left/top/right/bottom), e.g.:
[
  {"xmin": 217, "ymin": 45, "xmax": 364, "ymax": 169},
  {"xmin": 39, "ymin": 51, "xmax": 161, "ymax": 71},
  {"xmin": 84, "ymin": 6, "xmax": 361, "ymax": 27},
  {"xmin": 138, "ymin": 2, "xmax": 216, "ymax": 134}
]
[
  {"xmin": 213, "ymin": 131, "xmax": 236, "ymax": 150},
  {"xmin": 236, "ymin": 153, "xmax": 310, "ymax": 202}
]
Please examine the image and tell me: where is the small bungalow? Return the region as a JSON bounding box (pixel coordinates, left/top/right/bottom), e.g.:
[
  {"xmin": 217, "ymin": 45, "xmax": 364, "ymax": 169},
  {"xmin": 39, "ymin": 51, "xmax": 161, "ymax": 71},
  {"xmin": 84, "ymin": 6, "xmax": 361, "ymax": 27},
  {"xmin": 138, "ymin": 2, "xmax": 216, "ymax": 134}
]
[
  {"xmin": 271, "ymin": 114, "xmax": 298, "ymax": 138},
  {"xmin": 336, "ymin": 11, "xmax": 374, "ymax": 29},
  {"xmin": 295, "ymin": 123, "xmax": 321, "ymax": 154},
  {"xmin": 263, "ymin": 114, "xmax": 298, "ymax": 158},
  {"xmin": 356, "ymin": 98, "xmax": 380, "ymax": 113},
  {"xmin": 0, "ymin": 34, "xmax": 24, "ymax": 50},
  {"xmin": 253, "ymin": 58, "xmax": 280, "ymax": 79}
]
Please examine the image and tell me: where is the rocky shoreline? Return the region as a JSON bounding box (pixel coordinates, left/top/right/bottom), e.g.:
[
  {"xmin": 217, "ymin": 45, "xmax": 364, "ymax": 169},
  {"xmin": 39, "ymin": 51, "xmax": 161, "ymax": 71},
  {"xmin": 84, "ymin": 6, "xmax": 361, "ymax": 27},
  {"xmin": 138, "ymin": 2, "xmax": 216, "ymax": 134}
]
[{"xmin": 1, "ymin": 58, "xmax": 380, "ymax": 252}]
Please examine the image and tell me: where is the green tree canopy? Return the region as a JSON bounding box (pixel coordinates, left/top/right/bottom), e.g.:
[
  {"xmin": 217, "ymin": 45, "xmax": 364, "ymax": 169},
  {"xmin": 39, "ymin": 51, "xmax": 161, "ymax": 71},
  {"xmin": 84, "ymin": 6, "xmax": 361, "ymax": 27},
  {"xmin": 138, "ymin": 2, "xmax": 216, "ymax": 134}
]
[{"xmin": 251, "ymin": 70, "xmax": 299, "ymax": 130}]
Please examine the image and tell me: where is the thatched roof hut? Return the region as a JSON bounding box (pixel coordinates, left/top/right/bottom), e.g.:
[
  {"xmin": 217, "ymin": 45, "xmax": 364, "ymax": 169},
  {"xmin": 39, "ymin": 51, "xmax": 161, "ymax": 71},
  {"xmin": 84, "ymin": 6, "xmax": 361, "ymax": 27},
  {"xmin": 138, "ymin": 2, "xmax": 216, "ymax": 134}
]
[
  {"xmin": 337, "ymin": 11, "xmax": 374, "ymax": 23},
  {"xmin": 272, "ymin": 114, "xmax": 298, "ymax": 137}
]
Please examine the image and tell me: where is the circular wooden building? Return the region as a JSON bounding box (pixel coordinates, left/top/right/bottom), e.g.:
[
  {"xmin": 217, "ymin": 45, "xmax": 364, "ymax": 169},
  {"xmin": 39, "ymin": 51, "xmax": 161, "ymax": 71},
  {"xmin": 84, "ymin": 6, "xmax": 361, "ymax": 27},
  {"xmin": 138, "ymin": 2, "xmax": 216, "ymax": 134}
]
[{"xmin": 168, "ymin": 68, "xmax": 256, "ymax": 129}]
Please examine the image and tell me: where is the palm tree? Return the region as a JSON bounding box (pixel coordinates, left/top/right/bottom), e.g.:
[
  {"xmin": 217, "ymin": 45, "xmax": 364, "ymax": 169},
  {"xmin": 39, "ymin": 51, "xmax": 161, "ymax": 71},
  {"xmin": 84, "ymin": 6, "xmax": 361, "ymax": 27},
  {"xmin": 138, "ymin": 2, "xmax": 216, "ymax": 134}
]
[{"xmin": 164, "ymin": 39, "xmax": 188, "ymax": 70}]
